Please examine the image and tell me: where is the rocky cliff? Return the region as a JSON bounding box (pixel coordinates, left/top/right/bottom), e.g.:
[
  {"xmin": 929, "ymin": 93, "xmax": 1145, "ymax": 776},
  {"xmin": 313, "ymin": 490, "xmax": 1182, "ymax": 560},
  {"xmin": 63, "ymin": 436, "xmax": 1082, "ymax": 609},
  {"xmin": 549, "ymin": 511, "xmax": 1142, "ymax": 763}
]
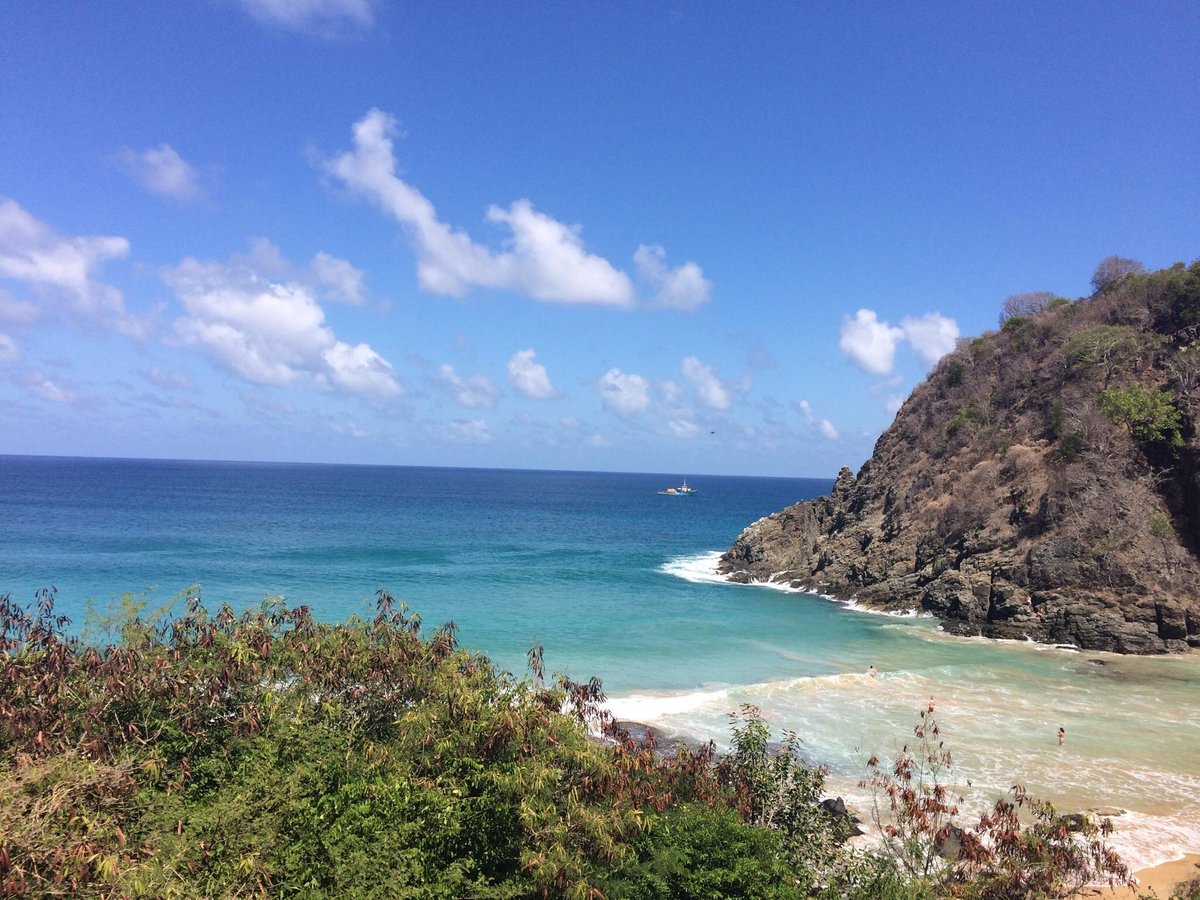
[{"xmin": 721, "ymin": 260, "xmax": 1200, "ymax": 653}]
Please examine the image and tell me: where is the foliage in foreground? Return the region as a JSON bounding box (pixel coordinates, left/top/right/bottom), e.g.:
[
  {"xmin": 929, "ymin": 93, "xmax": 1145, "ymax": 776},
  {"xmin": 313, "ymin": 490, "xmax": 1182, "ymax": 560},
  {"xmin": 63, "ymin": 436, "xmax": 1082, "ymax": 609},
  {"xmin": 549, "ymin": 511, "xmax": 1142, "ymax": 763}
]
[{"xmin": 0, "ymin": 590, "xmax": 1132, "ymax": 898}]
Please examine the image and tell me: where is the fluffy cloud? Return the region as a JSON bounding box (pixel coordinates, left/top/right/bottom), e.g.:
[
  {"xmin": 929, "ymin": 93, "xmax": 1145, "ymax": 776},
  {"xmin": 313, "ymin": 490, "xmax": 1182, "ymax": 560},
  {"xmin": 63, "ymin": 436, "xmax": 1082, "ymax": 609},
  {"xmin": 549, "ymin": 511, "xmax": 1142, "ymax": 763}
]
[
  {"xmin": 839, "ymin": 309, "xmax": 904, "ymax": 376},
  {"xmin": 680, "ymin": 356, "xmax": 731, "ymax": 411},
  {"xmin": 238, "ymin": 238, "xmax": 367, "ymax": 305},
  {"xmin": 840, "ymin": 308, "xmax": 960, "ymax": 375},
  {"xmin": 115, "ymin": 144, "xmax": 202, "ymax": 201},
  {"xmin": 239, "ymin": 0, "xmax": 374, "ymax": 33},
  {"xmin": 634, "ymin": 244, "xmax": 711, "ymax": 310},
  {"xmin": 438, "ymin": 364, "xmax": 500, "ymax": 409},
  {"xmin": 598, "ymin": 368, "xmax": 651, "ymax": 416},
  {"xmin": 507, "ymin": 348, "xmax": 557, "ymax": 399},
  {"xmin": 0, "ymin": 198, "xmax": 142, "ymax": 336},
  {"xmin": 901, "ymin": 313, "xmax": 959, "ymax": 366},
  {"xmin": 795, "ymin": 398, "xmax": 838, "ymax": 440},
  {"xmin": 0, "ymin": 332, "xmax": 20, "ymax": 364},
  {"xmin": 310, "ymin": 251, "xmax": 366, "ymax": 304},
  {"xmin": 163, "ymin": 252, "xmax": 400, "ymax": 398},
  {"xmin": 327, "ymin": 110, "xmax": 707, "ymax": 308}
]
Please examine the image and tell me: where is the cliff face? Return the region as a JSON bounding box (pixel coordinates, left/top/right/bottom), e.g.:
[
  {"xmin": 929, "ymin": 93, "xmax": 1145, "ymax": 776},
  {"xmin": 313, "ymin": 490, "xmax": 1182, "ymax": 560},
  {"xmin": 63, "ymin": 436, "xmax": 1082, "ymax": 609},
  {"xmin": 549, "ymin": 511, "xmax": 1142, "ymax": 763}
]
[{"xmin": 721, "ymin": 261, "xmax": 1200, "ymax": 653}]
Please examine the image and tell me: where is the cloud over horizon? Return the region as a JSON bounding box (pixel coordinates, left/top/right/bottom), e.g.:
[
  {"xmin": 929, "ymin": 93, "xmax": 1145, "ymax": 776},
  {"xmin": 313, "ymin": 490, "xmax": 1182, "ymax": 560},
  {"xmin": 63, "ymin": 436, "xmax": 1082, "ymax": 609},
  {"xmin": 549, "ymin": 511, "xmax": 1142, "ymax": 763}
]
[
  {"xmin": 162, "ymin": 249, "xmax": 400, "ymax": 398},
  {"xmin": 0, "ymin": 198, "xmax": 143, "ymax": 337},
  {"xmin": 326, "ymin": 110, "xmax": 709, "ymax": 309},
  {"xmin": 437, "ymin": 364, "xmax": 501, "ymax": 409},
  {"xmin": 839, "ymin": 308, "xmax": 958, "ymax": 376},
  {"xmin": 507, "ymin": 349, "xmax": 557, "ymax": 399}
]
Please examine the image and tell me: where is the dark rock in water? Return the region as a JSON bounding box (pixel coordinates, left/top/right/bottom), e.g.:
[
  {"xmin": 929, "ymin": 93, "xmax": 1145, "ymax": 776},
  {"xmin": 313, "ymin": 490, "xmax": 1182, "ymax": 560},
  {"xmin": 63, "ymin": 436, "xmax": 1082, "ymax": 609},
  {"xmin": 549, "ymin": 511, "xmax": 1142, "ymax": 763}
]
[
  {"xmin": 607, "ymin": 720, "xmax": 711, "ymax": 757},
  {"xmin": 1062, "ymin": 813, "xmax": 1089, "ymax": 833},
  {"xmin": 936, "ymin": 824, "xmax": 965, "ymax": 860},
  {"xmin": 1088, "ymin": 658, "xmax": 1107, "ymax": 666},
  {"xmin": 820, "ymin": 796, "xmax": 865, "ymax": 839},
  {"xmin": 820, "ymin": 797, "xmax": 847, "ymax": 818},
  {"xmin": 718, "ymin": 263, "xmax": 1200, "ymax": 655}
]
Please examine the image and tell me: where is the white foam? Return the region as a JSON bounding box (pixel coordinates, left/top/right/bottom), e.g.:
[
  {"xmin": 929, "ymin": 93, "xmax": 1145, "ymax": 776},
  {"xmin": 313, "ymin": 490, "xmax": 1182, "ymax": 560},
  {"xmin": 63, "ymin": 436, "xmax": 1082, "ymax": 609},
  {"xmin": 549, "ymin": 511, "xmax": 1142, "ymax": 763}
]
[
  {"xmin": 658, "ymin": 551, "xmax": 729, "ymax": 585},
  {"xmin": 605, "ymin": 684, "xmax": 731, "ymax": 721},
  {"xmin": 661, "ymin": 551, "xmax": 932, "ymax": 617}
]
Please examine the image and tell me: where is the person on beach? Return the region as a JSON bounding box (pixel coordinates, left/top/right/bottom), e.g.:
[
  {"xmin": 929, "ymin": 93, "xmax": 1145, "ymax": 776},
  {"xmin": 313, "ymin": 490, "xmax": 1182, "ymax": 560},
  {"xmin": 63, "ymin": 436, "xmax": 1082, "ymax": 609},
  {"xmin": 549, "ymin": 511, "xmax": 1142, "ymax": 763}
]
[
  {"xmin": 1058, "ymin": 726, "xmax": 1065, "ymax": 745},
  {"xmin": 867, "ymin": 665, "xmax": 877, "ymax": 678}
]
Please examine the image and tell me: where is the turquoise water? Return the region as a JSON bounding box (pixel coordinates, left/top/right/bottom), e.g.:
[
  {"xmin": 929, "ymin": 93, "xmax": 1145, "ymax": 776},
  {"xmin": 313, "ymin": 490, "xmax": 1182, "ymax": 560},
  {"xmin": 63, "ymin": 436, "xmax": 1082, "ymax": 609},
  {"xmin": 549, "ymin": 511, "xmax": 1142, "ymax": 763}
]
[{"xmin": 2, "ymin": 455, "xmax": 1198, "ymax": 872}]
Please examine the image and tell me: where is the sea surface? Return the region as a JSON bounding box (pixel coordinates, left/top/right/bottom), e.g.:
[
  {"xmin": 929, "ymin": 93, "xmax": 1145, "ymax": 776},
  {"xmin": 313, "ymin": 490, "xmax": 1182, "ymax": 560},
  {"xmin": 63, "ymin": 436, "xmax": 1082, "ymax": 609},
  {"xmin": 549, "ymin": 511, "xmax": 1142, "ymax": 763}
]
[{"xmin": 2, "ymin": 455, "xmax": 1198, "ymax": 872}]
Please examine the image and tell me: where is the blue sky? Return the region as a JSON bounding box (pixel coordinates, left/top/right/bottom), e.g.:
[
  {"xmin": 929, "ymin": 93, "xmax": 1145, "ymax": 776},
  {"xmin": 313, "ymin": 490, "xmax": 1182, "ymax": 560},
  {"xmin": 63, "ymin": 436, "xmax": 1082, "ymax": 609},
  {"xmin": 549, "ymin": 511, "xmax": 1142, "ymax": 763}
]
[{"xmin": 1, "ymin": 2, "xmax": 1196, "ymax": 477}]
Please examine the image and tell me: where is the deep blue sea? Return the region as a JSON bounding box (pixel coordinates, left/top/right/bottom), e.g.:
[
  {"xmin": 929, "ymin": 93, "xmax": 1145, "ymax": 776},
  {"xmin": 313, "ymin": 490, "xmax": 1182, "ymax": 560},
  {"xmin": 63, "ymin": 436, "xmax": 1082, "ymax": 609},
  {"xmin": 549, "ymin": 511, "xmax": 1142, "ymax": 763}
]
[{"xmin": 3, "ymin": 454, "xmax": 1199, "ymax": 869}]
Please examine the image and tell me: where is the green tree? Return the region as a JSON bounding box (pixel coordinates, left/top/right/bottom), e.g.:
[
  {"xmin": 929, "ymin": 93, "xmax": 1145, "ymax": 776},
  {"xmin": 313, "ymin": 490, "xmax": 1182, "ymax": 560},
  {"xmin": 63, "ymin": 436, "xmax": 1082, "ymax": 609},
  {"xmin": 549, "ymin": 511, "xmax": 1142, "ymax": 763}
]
[{"xmin": 1098, "ymin": 386, "xmax": 1184, "ymax": 453}]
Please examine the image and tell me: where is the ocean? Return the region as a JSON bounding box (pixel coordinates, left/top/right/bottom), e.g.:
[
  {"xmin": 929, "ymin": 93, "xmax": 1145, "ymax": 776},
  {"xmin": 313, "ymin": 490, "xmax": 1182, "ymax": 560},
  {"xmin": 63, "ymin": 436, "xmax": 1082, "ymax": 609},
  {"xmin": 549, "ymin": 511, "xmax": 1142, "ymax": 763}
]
[{"xmin": 2, "ymin": 455, "xmax": 1198, "ymax": 871}]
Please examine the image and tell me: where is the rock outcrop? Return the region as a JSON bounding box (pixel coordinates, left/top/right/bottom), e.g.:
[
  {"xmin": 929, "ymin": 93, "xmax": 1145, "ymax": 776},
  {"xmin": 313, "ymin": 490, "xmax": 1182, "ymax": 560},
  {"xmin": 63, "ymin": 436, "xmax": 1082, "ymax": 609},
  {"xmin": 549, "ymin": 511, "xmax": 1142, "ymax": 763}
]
[{"xmin": 721, "ymin": 261, "xmax": 1200, "ymax": 653}]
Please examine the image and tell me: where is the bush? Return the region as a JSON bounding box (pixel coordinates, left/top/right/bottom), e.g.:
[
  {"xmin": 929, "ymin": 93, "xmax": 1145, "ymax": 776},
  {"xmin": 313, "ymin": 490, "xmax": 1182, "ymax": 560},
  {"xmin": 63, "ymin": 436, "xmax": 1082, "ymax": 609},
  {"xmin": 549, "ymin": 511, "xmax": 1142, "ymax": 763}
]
[
  {"xmin": 861, "ymin": 703, "xmax": 1130, "ymax": 897},
  {"xmin": 1098, "ymin": 386, "xmax": 1184, "ymax": 454}
]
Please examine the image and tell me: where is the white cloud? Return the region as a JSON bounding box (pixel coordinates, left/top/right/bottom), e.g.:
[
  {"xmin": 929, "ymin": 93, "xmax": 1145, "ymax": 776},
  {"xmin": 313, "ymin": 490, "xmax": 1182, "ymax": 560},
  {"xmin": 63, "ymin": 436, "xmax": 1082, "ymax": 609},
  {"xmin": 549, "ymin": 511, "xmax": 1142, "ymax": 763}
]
[
  {"xmin": 438, "ymin": 364, "xmax": 500, "ymax": 409},
  {"xmin": 326, "ymin": 110, "xmax": 706, "ymax": 309},
  {"xmin": 239, "ymin": 0, "xmax": 374, "ymax": 33},
  {"xmin": 587, "ymin": 433, "xmax": 608, "ymax": 448},
  {"xmin": 163, "ymin": 252, "xmax": 400, "ymax": 398},
  {"xmin": 598, "ymin": 368, "xmax": 651, "ymax": 416},
  {"xmin": 0, "ymin": 198, "xmax": 142, "ymax": 336},
  {"xmin": 667, "ymin": 419, "xmax": 699, "ymax": 438},
  {"xmin": 680, "ymin": 355, "xmax": 731, "ymax": 411},
  {"xmin": 901, "ymin": 312, "xmax": 959, "ymax": 366},
  {"xmin": 0, "ymin": 332, "xmax": 20, "ymax": 364},
  {"xmin": 239, "ymin": 238, "xmax": 367, "ymax": 305},
  {"xmin": 507, "ymin": 348, "xmax": 557, "ymax": 399},
  {"xmin": 839, "ymin": 309, "xmax": 904, "ymax": 376},
  {"xmin": 634, "ymin": 244, "xmax": 711, "ymax": 310},
  {"xmin": 560, "ymin": 416, "xmax": 579, "ymax": 428},
  {"xmin": 311, "ymin": 251, "xmax": 365, "ymax": 304},
  {"xmin": 324, "ymin": 340, "xmax": 402, "ymax": 396},
  {"xmin": 116, "ymin": 144, "xmax": 202, "ymax": 201},
  {"xmin": 795, "ymin": 398, "xmax": 839, "ymax": 440},
  {"xmin": 840, "ymin": 307, "xmax": 961, "ymax": 375},
  {"xmin": 886, "ymin": 393, "xmax": 906, "ymax": 414}
]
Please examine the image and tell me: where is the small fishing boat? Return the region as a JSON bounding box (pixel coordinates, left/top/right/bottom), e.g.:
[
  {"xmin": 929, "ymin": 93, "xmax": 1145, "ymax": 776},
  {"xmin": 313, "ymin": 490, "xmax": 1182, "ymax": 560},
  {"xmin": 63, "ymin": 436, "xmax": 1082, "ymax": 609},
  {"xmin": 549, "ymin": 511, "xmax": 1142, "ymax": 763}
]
[{"xmin": 658, "ymin": 479, "xmax": 697, "ymax": 495}]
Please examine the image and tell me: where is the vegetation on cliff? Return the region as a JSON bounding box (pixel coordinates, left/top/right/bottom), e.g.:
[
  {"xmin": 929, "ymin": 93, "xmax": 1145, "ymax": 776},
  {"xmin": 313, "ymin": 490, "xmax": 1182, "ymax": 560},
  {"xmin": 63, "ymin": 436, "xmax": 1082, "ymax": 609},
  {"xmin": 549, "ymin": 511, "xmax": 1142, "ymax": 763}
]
[
  {"xmin": 722, "ymin": 258, "xmax": 1200, "ymax": 653},
  {"xmin": 1, "ymin": 590, "xmax": 1134, "ymax": 898}
]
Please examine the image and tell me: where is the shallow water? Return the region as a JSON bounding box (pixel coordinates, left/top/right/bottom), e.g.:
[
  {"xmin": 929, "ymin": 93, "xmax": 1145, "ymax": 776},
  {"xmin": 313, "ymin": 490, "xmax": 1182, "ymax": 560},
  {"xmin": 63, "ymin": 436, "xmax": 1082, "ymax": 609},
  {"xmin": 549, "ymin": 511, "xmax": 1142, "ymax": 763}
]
[{"xmin": 2, "ymin": 455, "xmax": 1197, "ymax": 870}]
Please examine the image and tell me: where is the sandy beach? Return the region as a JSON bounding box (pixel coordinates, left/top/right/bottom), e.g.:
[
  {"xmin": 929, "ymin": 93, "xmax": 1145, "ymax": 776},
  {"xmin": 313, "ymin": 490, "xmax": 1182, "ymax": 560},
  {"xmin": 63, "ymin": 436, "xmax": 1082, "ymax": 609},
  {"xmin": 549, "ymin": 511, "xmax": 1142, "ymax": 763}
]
[{"xmin": 1088, "ymin": 854, "xmax": 1200, "ymax": 898}]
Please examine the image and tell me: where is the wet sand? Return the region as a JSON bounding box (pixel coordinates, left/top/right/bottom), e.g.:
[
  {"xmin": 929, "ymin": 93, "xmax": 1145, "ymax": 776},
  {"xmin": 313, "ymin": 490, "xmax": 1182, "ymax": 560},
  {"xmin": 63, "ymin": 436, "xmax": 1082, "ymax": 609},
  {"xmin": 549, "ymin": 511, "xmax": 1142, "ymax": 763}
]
[{"xmin": 1088, "ymin": 853, "xmax": 1200, "ymax": 898}]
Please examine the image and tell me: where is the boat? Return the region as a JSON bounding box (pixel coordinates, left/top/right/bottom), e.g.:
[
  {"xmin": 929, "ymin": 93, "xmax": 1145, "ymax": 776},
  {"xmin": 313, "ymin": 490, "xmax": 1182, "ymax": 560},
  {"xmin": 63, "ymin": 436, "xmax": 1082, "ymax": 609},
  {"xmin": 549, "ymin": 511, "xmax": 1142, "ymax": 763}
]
[{"xmin": 657, "ymin": 479, "xmax": 697, "ymax": 495}]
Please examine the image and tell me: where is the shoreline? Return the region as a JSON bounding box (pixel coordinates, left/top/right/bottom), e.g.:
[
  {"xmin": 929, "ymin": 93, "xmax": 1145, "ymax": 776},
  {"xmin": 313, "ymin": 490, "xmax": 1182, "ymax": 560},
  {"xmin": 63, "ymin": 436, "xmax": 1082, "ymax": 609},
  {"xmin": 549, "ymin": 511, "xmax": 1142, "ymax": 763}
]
[{"xmin": 1089, "ymin": 853, "xmax": 1200, "ymax": 898}]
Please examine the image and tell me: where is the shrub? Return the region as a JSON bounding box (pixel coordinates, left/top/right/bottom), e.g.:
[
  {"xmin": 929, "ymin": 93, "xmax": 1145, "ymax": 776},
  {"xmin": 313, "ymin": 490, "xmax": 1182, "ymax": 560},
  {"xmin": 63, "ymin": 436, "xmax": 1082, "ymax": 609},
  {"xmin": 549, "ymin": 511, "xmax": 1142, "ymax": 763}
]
[
  {"xmin": 862, "ymin": 703, "xmax": 1130, "ymax": 897},
  {"xmin": 1098, "ymin": 386, "xmax": 1184, "ymax": 453}
]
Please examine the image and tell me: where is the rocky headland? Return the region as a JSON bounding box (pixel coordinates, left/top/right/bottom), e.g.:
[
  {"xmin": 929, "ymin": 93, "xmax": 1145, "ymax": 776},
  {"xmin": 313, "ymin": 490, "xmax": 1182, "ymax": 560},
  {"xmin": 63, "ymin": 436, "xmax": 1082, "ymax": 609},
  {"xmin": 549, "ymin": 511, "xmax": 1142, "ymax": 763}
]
[{"xmin": 721, "ymin": 259, "xmax": 1200, "ymax": 653}]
